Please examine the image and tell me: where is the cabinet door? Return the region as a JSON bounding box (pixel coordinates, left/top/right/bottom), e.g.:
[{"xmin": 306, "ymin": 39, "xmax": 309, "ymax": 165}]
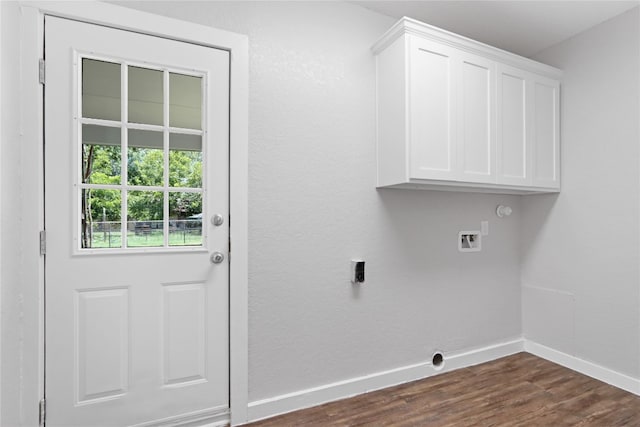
[
  {"xmin": 457, "ymin": 52, "xmax": 496, "ymax": 183},
  {"xmin": 531, "ymin": 74, "xmax": 560, "ymax": 188},
  {"xmin": 408, "ymin": 36, "xmax": 458, "ymax": 180},
  {"xmin": 496, "ymin": 64, "xmax": 531, "ymax": 186}
]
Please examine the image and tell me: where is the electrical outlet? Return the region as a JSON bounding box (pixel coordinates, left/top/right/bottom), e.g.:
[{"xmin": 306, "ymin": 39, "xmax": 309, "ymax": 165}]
[{"xmin": 351, "ymin": 260, "xmax": 365, "ymax": 283}]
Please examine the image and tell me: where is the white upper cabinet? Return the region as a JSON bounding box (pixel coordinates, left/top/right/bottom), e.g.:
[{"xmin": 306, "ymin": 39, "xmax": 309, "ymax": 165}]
[
  {"xmin": 496, "ymin": 64, "xmax": 530, "ymax": 186},
  {"xmin": 373, "ymin": 18, "xmax": 562, "ymax": 194},
  {"xmin": 531, "ymin": 75, "xmax": 560, "ymax": 188},
  {"xmin": 408, "ymin": 37, "xmax": 458, "ymax": 181},
  {"xmin": 457, "ymin": 52, "xmax": 496, "ymax": 183}
]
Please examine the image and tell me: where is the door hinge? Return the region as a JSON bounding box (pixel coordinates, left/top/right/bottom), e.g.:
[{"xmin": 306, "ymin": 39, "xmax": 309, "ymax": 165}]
[
  {"xmin": 39, "ymin": 398, "xmax": 46, "ymax": 426},
  {"xmin": 39, "ymin": 230, "xmax": 46, "ymax": 255},
  {"xmin": 39, "ymin": 59, "xmax": 45, "ymax": 85}
]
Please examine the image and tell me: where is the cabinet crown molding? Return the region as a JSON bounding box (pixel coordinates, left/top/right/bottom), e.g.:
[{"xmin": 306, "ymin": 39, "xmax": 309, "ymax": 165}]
[{"xmin": 372, "ymin": 16, "xmax": 562, "ymax": 80}]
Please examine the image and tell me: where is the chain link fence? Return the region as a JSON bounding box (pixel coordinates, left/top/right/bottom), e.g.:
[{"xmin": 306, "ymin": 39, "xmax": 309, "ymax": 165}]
[{"xmin": 86, "ymin": 220, "xmax": 202, "ymax": 248}]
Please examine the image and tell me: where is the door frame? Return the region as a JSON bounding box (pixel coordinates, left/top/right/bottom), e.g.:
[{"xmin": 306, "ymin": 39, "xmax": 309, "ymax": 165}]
[
  {"xmin": 20, "ymin": 2, "xmax": 249, "ymax": 425},
  {"xmin": 0, "ymin": 3, "xmax": 3, "ymax": 424}
]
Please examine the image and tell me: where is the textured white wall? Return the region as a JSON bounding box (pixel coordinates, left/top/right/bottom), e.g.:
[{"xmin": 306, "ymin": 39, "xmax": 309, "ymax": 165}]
[
  {"xmin": 522, "ymin": 7, "xmax": 640, "ymax": 378},
  {"xmin": 1, "ymin": 2, "xmax": 28, "ymax": 425},
  {"xmin": 5, "ymin": 0, "xmax": 640, "ymax": 422},
  {"xmin": 116, "ymin": 1, "xmax": 523, "ymax": 401},
  {"xmin": 1, "ymin": 2, "xmax": 525, "ymax": 421}
]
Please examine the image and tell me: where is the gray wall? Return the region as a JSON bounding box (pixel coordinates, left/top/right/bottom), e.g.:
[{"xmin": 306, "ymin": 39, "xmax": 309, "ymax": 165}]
[
  {"xmin": 2, "ymin": 2, "xmax": 35, "ymax": 426},
  {"xmin": 523, "ymin": 7, "xmax": 640, "ymax": 378},
  {"xmin": 20, "ymin": 1, "xmax": 640, "ymax": 423},
  {"xmin": 115, "ymin": 1, "xmax": 523, "ymax": 401}
]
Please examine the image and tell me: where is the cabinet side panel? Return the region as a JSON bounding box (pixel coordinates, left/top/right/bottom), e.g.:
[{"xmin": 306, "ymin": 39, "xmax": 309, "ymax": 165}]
[
  {"xmin": 376, "ymin": 37, "xmax": 407, "ymax": 186},
  {"xmin": 409, "ymin": 39, "xmax": 456, "ymax": 179}
]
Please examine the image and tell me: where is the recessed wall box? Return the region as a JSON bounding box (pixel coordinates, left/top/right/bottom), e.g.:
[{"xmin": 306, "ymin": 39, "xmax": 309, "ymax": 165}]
[
  {"xmin": 351, "ymin": 260, "xmax": 365, "ymax": 283},
  {"xmin": 458, "ymin": 231, "xmax": 481, "ymax": 252}
]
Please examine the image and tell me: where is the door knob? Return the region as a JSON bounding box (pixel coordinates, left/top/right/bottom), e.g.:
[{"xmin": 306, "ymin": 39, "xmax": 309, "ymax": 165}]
[
  {"xmin": 211, "ymin": 214, "xmax": 224, "ymax": 226},
  {"xmin": 210, "ymin": 252, "xmax": 225, "ymax": 264}
]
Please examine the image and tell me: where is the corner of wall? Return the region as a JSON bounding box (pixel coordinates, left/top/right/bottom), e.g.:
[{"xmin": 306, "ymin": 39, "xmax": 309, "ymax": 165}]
[{"xmin": 521, "ymin": 6, "xmax": 640, "ymax": 381}]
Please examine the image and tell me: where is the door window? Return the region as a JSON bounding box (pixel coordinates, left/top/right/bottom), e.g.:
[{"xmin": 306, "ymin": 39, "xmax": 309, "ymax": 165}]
[{"xmin": 79, "ymin": 57, "xmax": 206, "ymax": 250}]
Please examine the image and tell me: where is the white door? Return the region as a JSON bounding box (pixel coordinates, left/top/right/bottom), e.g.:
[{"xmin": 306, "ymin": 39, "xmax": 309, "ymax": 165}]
[
  {"xmin": 409, "ymin": 36, "xmax": 458, "ymax": 180},
  {"xmin": 45, "ymin": 16, "xmax": 230, "ymax": 426},
  {"xmin": 496, "ymin": 64, "xmax": 531, "ymax": 186},
  {"xmin": 457, "ymin": 52, "xmax": 495, "ymax": 183}
]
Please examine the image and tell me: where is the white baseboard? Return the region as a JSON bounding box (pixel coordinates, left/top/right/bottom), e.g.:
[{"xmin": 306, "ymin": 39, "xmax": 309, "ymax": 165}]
[
  {"xmin": 524, "ymin": 340, "xmax": 640, "ymax": 396},
  {"xmin": 244, "ymin": 339, "xmax": 640, "ymax": 424},
  {"xmin": 246, "ymin": 338, "xmax": 524, "ymax": 423}
]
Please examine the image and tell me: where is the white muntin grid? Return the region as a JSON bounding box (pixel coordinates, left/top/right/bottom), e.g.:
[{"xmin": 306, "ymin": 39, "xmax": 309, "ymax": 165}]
[{"xmin": 74, "ymin": 51, "xmax": 210, "ymax": 254}]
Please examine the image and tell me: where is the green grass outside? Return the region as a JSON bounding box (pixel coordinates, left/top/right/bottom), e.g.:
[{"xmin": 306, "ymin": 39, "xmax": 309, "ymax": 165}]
[{"xmin": 89, "ymin": 230, "xmax": 202, "ymax": 248}]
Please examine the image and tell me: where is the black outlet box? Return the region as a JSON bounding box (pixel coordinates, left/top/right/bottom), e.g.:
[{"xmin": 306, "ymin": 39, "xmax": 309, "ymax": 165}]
[{"xmin": 351, "ymin": 260, "xmax": 365, "ymax": 283}]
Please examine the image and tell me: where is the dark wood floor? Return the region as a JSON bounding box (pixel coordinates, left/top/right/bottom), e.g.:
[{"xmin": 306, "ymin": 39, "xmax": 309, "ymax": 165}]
[{"xmin": 246, "ymin": 352, "xmax": 640, "ymax": 426}]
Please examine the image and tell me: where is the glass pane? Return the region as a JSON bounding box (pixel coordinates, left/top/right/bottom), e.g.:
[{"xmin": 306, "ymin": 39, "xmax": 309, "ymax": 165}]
[
  {"xmin": 127, "ymin": 129, "xmax": 164, "ymax": 186},
  {"xmin": 82, "ymin": 124, "xmax": 121, "ymax": 185},
  {"xmin": 170, "ymin": 73, "xmax": 202, "ymax": 129},
  {"xmin": 82, "ymin": 59, "xmax": 121, "ymax": 121},
  {"xmin": 128, "ymin": 66, "xmax": 163, "ymax": 126},
  {"xmin": 81, "ymin": 189, "xmax": 122, "ymax": 249},
  {"xmin": 169, "ymin": 134, "xmax": 202, "ymax": 188},
  {"xmin": 127, "ymin": 191, "xmax": 164, "ymax": 247},
  {"xmin": 169, "ymin": 192, "xmax": 202, "ymax": 247}
]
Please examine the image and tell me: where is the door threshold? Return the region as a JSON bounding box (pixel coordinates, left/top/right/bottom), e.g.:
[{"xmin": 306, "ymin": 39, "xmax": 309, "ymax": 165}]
[{"xmin": 129, "ymin": 406, "xmax": 230, "ymax": 427}]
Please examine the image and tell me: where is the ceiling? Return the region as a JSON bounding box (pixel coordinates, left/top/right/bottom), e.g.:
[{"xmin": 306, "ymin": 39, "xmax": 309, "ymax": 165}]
[{"xmin": 354, "ymin": 1, "xmax": 639, "ymax": 57}]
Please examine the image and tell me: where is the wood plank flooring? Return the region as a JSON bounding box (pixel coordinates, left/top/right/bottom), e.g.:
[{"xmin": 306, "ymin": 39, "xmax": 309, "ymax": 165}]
[{"xmin": 246, "ymin": 353, "xmax": 640, "ymax": 426}]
